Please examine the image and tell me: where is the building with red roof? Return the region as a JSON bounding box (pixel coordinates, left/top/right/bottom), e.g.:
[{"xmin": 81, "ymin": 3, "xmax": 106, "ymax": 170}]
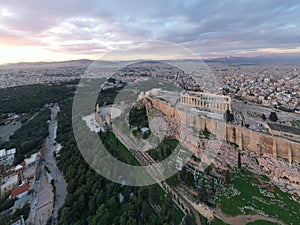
[
  {"xmin": 10, "ymin": 183, "xmax": 30, "ymax": 199},
  {"xmin": 20, "ymin": 161, "xmax": 26, "ymax": 168}
]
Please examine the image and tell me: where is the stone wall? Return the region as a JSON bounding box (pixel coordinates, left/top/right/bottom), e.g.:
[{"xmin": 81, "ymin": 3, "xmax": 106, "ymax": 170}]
[{"xmin": 146, "ymin": 97, "xmax": 300, "ymax": 164}]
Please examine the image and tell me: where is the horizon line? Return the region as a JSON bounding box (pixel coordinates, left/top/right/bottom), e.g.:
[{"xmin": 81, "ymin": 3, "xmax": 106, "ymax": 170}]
[{"xmin": 2, "ymin": 54, "xmax": 300, "ymax": 66}]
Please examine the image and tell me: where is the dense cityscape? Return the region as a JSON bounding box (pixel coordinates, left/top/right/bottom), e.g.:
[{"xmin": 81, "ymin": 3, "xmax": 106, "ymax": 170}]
[{"xmin": 1, "ymin": 60, "xmax": 299, "ymax": 112}]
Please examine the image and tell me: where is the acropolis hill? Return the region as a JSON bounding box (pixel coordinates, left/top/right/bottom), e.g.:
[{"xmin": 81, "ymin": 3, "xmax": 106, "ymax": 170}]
[
  {"xmin": 144, "ymin": 91, "xmax": 299, "ymax": 162},
  {"xmin": 139, "ymin": 89, "xmax": 300, "ymax": 191}
]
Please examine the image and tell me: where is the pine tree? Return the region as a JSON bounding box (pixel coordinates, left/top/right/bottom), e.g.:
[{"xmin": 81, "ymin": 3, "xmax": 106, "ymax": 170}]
[
  {"xmin": 269, "ymin": 112, "xmax": 278, "ymax": 122},
  {"xmin": 224, "ymin": 109, "xmax": 234, "ymax": 122}
]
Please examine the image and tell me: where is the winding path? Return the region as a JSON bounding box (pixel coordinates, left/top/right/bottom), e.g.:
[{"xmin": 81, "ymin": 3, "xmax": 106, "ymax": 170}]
[{"xmin": 44, "ymin": 103, "xmax": 67, "ymax": 225}]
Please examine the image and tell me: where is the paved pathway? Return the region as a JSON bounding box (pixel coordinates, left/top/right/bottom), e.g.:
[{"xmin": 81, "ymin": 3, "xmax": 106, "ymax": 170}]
[
  {"xmin": 34, "ymin": 167, "xmax": 54, "ymax": 225},
  {"xmin": 27, "ymin": 104, "xmax": 67, "ymax": 225},
  {"xmin": 44, "ymin": 104, "xmax": 67, "ymax": 225}
]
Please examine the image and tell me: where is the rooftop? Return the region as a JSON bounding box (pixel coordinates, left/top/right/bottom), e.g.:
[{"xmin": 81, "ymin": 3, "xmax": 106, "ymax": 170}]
[
  {"xmin": 0, "ymin": 148, "xmax": 16, "ymax": 157},
  {"xmin": 140, "ymin": 127, "xmax": 150, "ymax": 133},
  {"xmin": 10, "ymin": 183, "xmax": 30, "ymax": 198}
]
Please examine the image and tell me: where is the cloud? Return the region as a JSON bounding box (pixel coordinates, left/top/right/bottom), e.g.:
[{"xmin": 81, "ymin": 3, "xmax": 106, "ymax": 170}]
[{"xmin": 0, "ymin": 0, "xmax": 300, "ymax": 59}]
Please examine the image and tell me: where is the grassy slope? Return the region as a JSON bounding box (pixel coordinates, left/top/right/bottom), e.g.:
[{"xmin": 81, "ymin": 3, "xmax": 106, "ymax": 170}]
[{"xmin": 216, "ymin": 169, "xmax": 300, "ymax": 224}]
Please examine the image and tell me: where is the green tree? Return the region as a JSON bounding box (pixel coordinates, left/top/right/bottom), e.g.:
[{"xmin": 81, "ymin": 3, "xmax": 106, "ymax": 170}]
[
  {"xmin": 269, "ymin": 111, "xmax": 278, "ymax": 122},
  {"xmin": 184, "ymin": 215, "xmax": 197, "ymax": 225},
  {"xmin": 137, "ymin": 187, "xmax": 148, "ymax": 201},
  {"xmin": 186, "ymin": 172, "xmax": 194, "ymax": 187},
  {"xmin": 90, "ymin": 204, "xmax": 110, "ymax": 225},
  {"xmin": 167, "ymin": 174, "xmax": 179, "ymax": 186},
  {"xmin": 10, "ymin": 203, "xmax": 30, "ymax": 222},
  {"xmin": 149, "ymin": 185, "xmax": 158, "ymax": 203},
  {"xmin": 141, "ymin": 202, "xmax": 150, "ymax": 223},
  {"xmin": 203, "ymin": 125, "xmax": 211, "ymax": 138},
  {"xmin": 262, "ymin": 113, "xmax": 266, "ymax": 120},
  {"xmin": 224, "ymin": 109, "xmax": 234, "ymax": 122}
]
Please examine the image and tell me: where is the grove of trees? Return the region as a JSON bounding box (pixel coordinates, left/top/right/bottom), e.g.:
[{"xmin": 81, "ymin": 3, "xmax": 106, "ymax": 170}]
[
  {"xmin": 55, "ymin": 87, "xmax": 185, "ymax": 225},
  {"xmin": 0, "ymin": 81, "xmax": 188, "ymax": 225}
]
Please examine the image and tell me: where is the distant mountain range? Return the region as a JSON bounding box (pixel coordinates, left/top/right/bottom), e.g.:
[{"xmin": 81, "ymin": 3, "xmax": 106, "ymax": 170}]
[
  {"xmin": 203, "ymin": 56, "xmax": 300, "ymax": 64},
  {"xmin": 0, "ymin": 59, "xmax": 94, "ymax": 69},
  {"xmin": 1, "ymin": 55, "xmax": 300, "ymax": 68}
]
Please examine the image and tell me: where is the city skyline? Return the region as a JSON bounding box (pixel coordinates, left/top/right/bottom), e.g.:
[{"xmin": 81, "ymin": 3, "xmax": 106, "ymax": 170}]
[{"xmin": 0, "ymin": 0, "xmax": 300, "ymax": 64}]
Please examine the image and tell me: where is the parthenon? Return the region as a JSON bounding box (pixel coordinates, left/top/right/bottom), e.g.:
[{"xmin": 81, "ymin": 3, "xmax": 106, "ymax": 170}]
[{"xmin": 180, "ymin": 91, "xmax": 231, "ymax": 112}]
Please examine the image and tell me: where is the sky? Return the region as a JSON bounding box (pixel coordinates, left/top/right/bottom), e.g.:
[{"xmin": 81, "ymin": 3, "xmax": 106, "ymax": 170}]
[{"xmin": 0, "ymin": 0, "xmax": 299, "ymax": 64}]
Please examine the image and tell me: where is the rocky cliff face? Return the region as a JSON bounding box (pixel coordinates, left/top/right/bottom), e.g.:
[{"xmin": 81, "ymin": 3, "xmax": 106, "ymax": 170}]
[{"xmin": 143, "ymin": 96, "xmax": 300, "ymax": 196}]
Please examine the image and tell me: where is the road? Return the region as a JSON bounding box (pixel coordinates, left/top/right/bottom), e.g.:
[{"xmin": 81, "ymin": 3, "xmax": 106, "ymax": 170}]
[
  {"xmin": 34, "ymin": 165, "xmax": 54, "ymax": 225},
  {"xmin": 27, "ymin": 104, "xmax": 67, "ymax": 225},
  {"xmin": 44, "ymin": 103, "xmax": 67, "ymax": 225},
  {"xmin": 27, "ymin": 154, "xmax": 54, "ymax": 225}
]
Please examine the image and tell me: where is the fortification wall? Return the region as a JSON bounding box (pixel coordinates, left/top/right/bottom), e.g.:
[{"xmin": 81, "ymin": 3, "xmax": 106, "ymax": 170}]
[{"xmin": 146, "ymin": 97, "xmax": 300, "ymax": 164}]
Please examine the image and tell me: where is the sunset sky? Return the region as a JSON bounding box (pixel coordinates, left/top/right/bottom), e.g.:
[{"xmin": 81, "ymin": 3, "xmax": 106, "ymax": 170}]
[{"xmin": 0, "ymin": 0, "xmax": 299, "ymax": 64}]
